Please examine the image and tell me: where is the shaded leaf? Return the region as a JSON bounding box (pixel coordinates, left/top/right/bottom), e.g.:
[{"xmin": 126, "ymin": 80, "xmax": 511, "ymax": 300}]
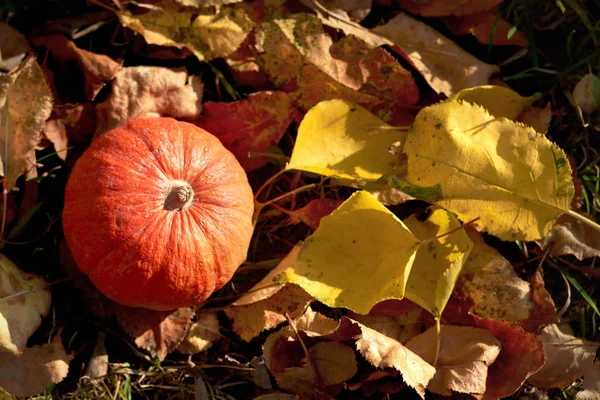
[
  {"xmin": 81, "ymin": 331, "xmax": 108, "ymax": 384},
  {"xmin": 30, "ymin": 34, "xmax": 121, "ymax": 100},
  {"xmin": 372, "ymin": 13, "xmax": 499, "ymax": 96},
  {"xmin": 0, "ymin": 22, "xmax": 30, "ymax": 72},
  {"xmin": 528, "ymin": 323, "xmax": 599, "ymax": 388},
  {"xmin": 576, "ymin": 360, "xmax": 600, "ymax": 400},
  {"xmin": 542, "ymin": 216, "xmax": 600, "ymax": 260},
  {"xmin": 400, "ymin": 0, "xmax": 503, "ymax": 17},
  {"xmin": 406, "ymin": 325, "xmax": 501, "ymax": 395},
  {"xmin": 0, "ymin": 254, "xmax": 51, "ymax": 355},
  {"xmin": 309, "ymin": 341, "xmax": 358, "ymax": 385},
  {"xmin": 195, "ymin": 91, "xmax": 297, "ymax": 171},
  {"xmin": 116, "ymin": 306, "xmax": 194, "ymax": 360},
  {"xmin": 41, "ymin": 119, "xmax": 68, "ymax": 161},
  {"xmin": 318, "ymin": 0, "xmax": 372, "ymax": 22},
  {"xmin": 474, "ymin": 317, "xmax": 545, "ymax": 399},
  {"xmin": 118, "ymin": 3, "xmax": 253, "ymax": 62},
  {"xmin": 573, "ymin": 74, "xmax": 600, "ymax": 114},
  {"xmin": 177, "ymin": 312, "xmax": 220, "ymax": 354},
  {"xmin": 95, "ymin": 66, "xmax": 203, "ymax": 136},
  {"xmin": 0, "ymin": 54, "xmax": 53, "ymax": 190},
  {"xmin": 0, "ymin": 334, "xmax": 69, "ymax": 397},
  {"xmin": 442, "ymin": 11, "xmax": 528, "ymax": 47},
  {"xmin": 403, "ymin": 207, "xmax": 473, "ymax": 318},
  {"xmin": 284, "ymin": 198, "xmax": 344, "ymax": 230},
  {"xmin": 279, "ymin": 190, "xmax": 420, "ymax": 314},
  {"xmin": 517, "ymin": 103, "xmax": 553, "ymax": 134},
  {"xmin": 287, "ymin": 99, "xmax": 403, "ymax": 182},
  {"xmin": 403, "ymin": 100, "xmax": 573, "ymax": 241}
]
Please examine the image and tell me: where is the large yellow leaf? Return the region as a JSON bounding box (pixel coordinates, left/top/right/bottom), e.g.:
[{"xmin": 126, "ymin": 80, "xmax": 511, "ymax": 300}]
[
  {"xmin": 279, "ymin": 191, "xmax": 420, "ymax": 314},
  {"xmin": 403, "ymin": 208, "xmax": 473, "ymax": 318},
  {"xmin": 118, "ymin": 3, "xmax": 253, "ymax": 62},
  {"xmin": 404, "ymin": 100, "xmax": 573, "ymax": 241},
  {"xmin": 287, "ymin": 99, "xmax": 402, "ymax": 181},
  {"xmin": 450, "ymin": 85, "xmax": 538, "ymax": 120}
]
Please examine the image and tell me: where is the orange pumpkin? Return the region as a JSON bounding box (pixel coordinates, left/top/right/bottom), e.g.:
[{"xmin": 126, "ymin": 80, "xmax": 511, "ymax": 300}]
[{"xmin": 63, "ymin": 117, "xmax": 254, "ymax": 310}]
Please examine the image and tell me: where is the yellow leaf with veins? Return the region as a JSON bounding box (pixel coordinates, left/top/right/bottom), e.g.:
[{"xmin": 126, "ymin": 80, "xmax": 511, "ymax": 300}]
[
  {"xmin": 404, "ymin": 100, "xmax": 573, "ymax": 241},
  {"xmin": 279, "ymin": 190, "xmax": 420, "ymax": 314},
  {"xmin": 450, "ymin": 85, "xmax": 538, "ymax": 120}
]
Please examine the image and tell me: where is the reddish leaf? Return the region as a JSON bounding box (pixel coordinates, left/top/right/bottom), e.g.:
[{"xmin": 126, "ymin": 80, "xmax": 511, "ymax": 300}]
[
  {"xmin": 116, "ymin": 306, "xmax": 194, "ymax": 360},
  {"xmin": 285, "ymin": 198, "xmax": 344, "ymax": 230},
  {"xmin": 442, "ymin": 11, "xmax": 528, "ymax": 47},
  {"xmin": 400, "ymin": 0, "xmax": 504, "ymax": 17},
  {"xmin": 196, "ymin": 91, "xmax": 298, "ymax": 171},
  {"xmin": 474, "ymin": 317, "xmax": 545, "ymax": 399},
  {"xmin": 521, "ymin": 269, "xmax": 557, "ymax": 332}
]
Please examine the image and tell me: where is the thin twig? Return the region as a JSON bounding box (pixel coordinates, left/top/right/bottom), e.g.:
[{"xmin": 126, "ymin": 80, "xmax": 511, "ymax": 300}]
[{"xmin": 254, "ymin": 169, "xmax": 287, "ymax": 201}]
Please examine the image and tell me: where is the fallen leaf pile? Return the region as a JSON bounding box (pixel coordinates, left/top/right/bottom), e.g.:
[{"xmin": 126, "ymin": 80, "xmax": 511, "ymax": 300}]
[{"xmin": 1, "ymin": 0, "xmax": 600, "ymax": 399}]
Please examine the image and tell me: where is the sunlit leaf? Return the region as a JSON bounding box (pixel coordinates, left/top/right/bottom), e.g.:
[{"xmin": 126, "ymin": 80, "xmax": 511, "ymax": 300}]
[{"xmin": 450, "ymin": 85, "xmax": 538, "ymax": 120}]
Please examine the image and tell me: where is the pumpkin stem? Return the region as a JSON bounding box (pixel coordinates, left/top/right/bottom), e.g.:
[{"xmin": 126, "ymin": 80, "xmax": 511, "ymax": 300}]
[{"xmin": 165, "ymin": 181, "xmax": 194, "ymax": 211}]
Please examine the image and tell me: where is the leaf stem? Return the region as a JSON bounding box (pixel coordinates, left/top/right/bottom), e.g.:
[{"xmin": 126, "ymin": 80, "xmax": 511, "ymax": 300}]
[
  {"xmin": 254, "ymin": 169, "xmax": 287, "ymax": 201},
  {"xmin": 566, "ymin": 210, "xmax": 600, "ymax": 232},
  {"xmin": 260, "ymin": 184, "xmax": 318, "ymax": 208},
  {"xmin": 425, "ymin": 217, "xmax": 480, "ymax": 242},
  {"xmin": 433, "ymin": 318, "xmax": 441, "ymax": 367}
]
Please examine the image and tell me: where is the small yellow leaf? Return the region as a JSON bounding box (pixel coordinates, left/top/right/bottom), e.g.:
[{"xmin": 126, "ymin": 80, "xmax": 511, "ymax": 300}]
[
  {"xmin": 404, "ymin": 100, "xmax": 573, "ymax": 241},
  {"xmin": 280, "ymin": 191, "xmax": 420, "ymax": 314},
  {"xmin": 118, "ymin": 4, "xmax": 253, "ymax": 62},
  {"xmin": 450, "ymin": 85, "xmax": 538, "ymax": 120},
  {"xmin": 0, "ymin": 254, "xmax": 51, "ymax": 355},
  {"xmin": 287, "ymin": 100, "xmax": 403, "ymax": 181},
  {"xmin": 403, "ymin": 208, "xmax": 473, "ymax": 318}
]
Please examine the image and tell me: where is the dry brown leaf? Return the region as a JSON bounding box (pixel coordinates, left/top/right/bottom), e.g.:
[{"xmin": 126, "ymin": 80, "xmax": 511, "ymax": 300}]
[
  {"xmin": 284, "ymin": 198, "xmax": 344, "ymax": 230},
  {"xmin": 542, "ymin": 216, "xmax": 600, "ymax": 260},
  {"xmin": 442, "ymin": 11, "xmax": 528, "ymax": 47},
  {"xmin": 0, "ymin": 54, "xmax": 53, "ymax": 190},
  {"xmin": 0, "ymin": 254, "xmax": 51, "ymax": 355},
  {"xmin": 406, "ymin": 325, "xmax": 501, "ymax": 395},
  {"xmin": 317, "ymin": 0, "xmax": 372, "ymax": 22},
  {"xmin": 30, "ymin": 34, "xmax": 121, "ymax": 100},
  {"xmin": 81, "ymin": 331, "xmax": 108, "ymax": 384},
  {"xmin": 372, "ymin": 13, "xmax": 499, "ymax": 96},
  {"xmin": 0, "ymin": 334, "xmax": 70, "ymax": 397},
  {"xmin": 528, "ymin": 323, "xmax": 600, "ymax": 388},
  {"xmin": 195, "ymin": 91, "xmax": 297, "ymax": 171},
  {"xmin": 522, "ymin": 269, "xmax": 558, "ymax": 332},
  {"xmin": 41, "ymin": 119, "xmax": 68, "ymax": 161},
  {"xmin": 226, "ymin": 284, "xmax": 313, "ymax": 342},
  {"xmin": 474, "ymin": 317, "xmax": 545, "ymax": 399},
  {"xmin": 517, "ymin": 103, "xmax": 553, "ymax": 134},
  {"xmin": 576, "ymin": 360, "xmax": 600, "ymax": 400},
  {"xmin": 173, "ymin": 0, "xmax": 243, "ymax": 5},
  {"xmin": 255, "ymin": 14, "xmax": 418, "ymax": 123},
  {"xmin": 309, "ymin": 341, "xmax": 358, "ymax": 385},
  {"xmin": 94, "ymin": 66, "xmax": 203, "ymax": 136},
  {"xmin": 400, "ymin": 0, "xmax": 503, "ymax": 16},
  {"xmin": 0, "ymin": 23, "xmax": 30, "ymax": 72},
  {"xmin": 177, "ymin": 312, "xmax": 220, "ymax": 354},
  {"xmin": 116, "ymin": 306, "xmax": 194, "ymax": 360}
]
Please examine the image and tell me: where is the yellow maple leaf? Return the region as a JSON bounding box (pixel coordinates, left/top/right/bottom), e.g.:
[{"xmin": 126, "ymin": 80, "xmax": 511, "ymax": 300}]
[
  {"xmin": 118, "ymin": 3, "xmax": 253, "ymax": 62},
  {"xmin": 279, "ymin": 190, "xmax": 420, "ymax": 314},
  {"xmin": 403, "ymin": 208, "xmax": 473, "ymax": 318},
  {"xmin": 404, "ymin": 100, "xmax": 574, "ymax": 241},
  {"xmin": 287, "ymin": 99, "xmax": 403, "ymax": 182}
]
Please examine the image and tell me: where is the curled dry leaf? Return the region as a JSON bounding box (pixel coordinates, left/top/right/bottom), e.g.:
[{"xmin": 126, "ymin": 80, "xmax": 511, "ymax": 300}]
[
  {"xmin": 406, "ymin": 325, "xmax": 501, "ymax": 396},
  {"xmin": 116, "ymin": 306, "xmax": 194, "ymax": 360},
  {"xmin": 372, "ymin": 13, "xmax": 499, "ymax": 96},
  {"xmin": 528, "ymin": 323, "xmax": 600, "ymax": 388},
  {"xmin": 118, "ymin": 2, "xmax": 253, "ymax": 62},
  {"xmin": 30, "ymin": 34, "xmax": 121, "ymax": 100},
  {"xmin": 255, "ymin": 14, "xmax": 418, "ymax": 123},
  {"xmin": 474, "ymin": 317, "xmax": 544, "ymax": 400},
  {"xmin": 177, "ymin": 312, "xmax": 220, "ymax": 354},
  {"xmin": 0, "ymin": 254, "xmax": 51, "ymax": 355},
  {"xmin": 195, "ymin": 91, "xmax": 297, "ymax": 171},
  {"xmin": 542, "ymin": 216, "xmax": 600, "ymax": 260},
  {"xmin": 225, "ymin": 244, "xmax": 314, "ymax": 341},
  {"xmin": 0, "ymin": 334, "xmax": 69, "ymax": 398},
  {"xmin": 81, "ymin": 331, "xmax": 108, "ymax": 384},
  {"xmin": 0, "ymin": 54, "xmax": 53, "ymax": 190},
  {"xmin": 94, "ymin": 66, "xmax": 203, "ymax": 136},
  {"xmin": 41, "ymin": 119, "xmax": 68, "ymax": 161},
  {"xmin": 399, "ymin": 0, "xmax": 504, "ymax": 17}
]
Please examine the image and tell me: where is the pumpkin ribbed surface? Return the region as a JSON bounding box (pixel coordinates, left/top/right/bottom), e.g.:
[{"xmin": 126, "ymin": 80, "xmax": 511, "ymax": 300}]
[{"xmin": 63, "ymin": 117, "xmax": 254, "ymax": 310}]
